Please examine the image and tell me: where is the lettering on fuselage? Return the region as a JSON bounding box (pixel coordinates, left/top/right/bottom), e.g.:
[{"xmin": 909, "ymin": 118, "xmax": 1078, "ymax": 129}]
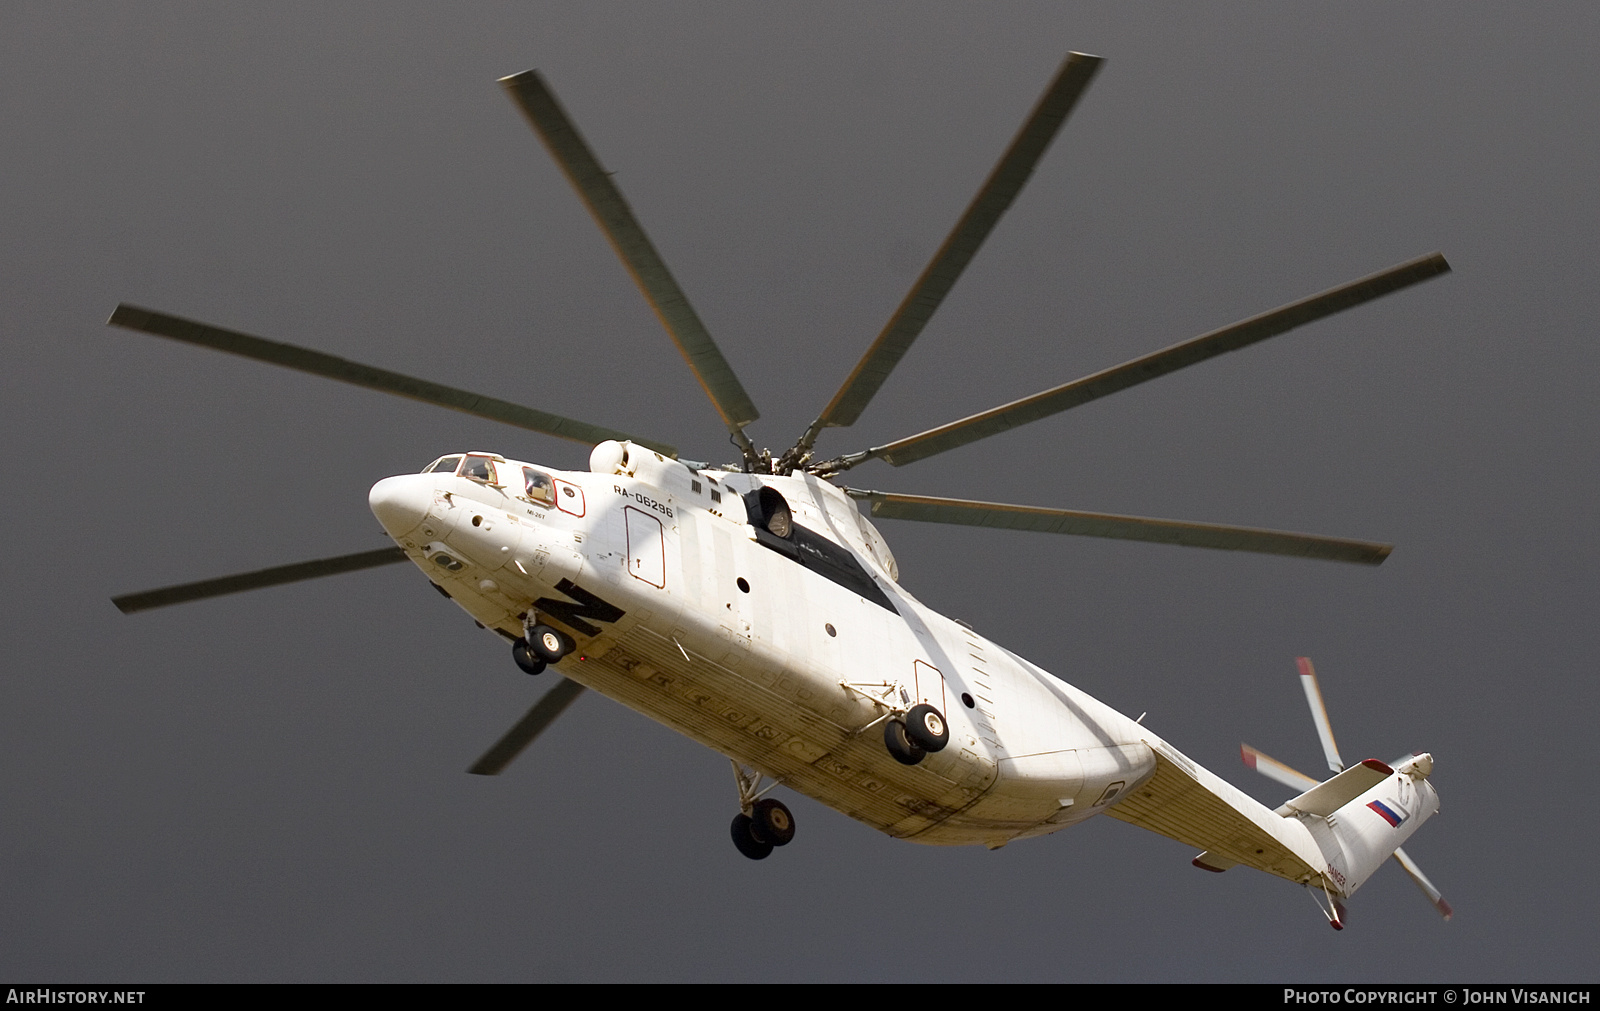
[
  {"xmin": 614, "ymin": 485, "xmax": 673, "ymax": 519},
  {"xmin": 533, "ymin": 578, "xmax": 626, "ymax": 637}
]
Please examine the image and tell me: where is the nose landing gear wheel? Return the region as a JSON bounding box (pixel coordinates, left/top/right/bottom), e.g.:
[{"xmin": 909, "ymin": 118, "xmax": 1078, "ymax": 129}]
[
  {"xmin": 748, "ymin": 798, "xmax": 795, "ymax": 847},
  {"xmin": 527, "ymin": 623, "xmax": 572, "ymax": 664},
  {"xmin": 730, "ymin": 813, "xmax": 774, "ymax": 860},
  {"xmin": 511, "ymin": 639, "xmax": 546, "ymax": 676},
  {"xmin": 904, "ymin": 703, "xmax": 950, "ymax": 753},
  {"xmin": 884, "ymin": 718, "xmax": 927, "ymax": 765}
]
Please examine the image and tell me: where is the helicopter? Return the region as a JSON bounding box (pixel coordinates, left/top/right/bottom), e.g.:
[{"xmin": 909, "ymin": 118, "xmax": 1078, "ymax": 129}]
[{"xmin": 108, "ymin": 52, "xmax": 1451, "ymax": 927}]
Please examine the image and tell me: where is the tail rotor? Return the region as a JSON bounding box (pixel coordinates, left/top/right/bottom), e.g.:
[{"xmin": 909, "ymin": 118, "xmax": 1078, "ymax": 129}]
[{"xmin": 1241, "ymin": 658, "xmax": 1452, "ymax": 926}]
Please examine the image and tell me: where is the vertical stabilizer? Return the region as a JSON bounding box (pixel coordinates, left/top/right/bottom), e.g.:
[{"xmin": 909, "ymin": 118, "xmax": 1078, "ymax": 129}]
[
  {"xmin": 1310, "ymin": 752, "xmax": 1440, "ymax": 898},
  {"xmin": 1239, "ymin": 660, "xmax": 1451, "ymax": 928}
]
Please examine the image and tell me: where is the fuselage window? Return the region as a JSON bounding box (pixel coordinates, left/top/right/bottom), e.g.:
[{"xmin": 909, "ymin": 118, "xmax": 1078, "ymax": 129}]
[
  {"xmin": 424, "ymin": 456, "xmax": 463, "ymax": 475},
  {"xmin": 523, "ymin": 467, "xmax": 556, "ymax": 505},
  {"xmin": 462, "ymin": 456, "xmax": 497, "ymax": 484}
]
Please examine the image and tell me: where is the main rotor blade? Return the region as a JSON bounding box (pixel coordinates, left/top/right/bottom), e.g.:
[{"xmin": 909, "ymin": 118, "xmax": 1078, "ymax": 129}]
[
  {"xmin": 807, "ymin": 53, "xmax": 1102, "ymax": 440},
  {"xmin": 846, "ymin": 489, "xmax": 1392, "ymax": 565},
  {"xmin": 500, "ymin": 70, "xmax": 760, "ymax": 444},
  {"xmin": 467, "ymin": 677, "xmax": 587, "ymax": 775},
  {"xmin": 108, "ymin": 305, "xmax": 675, "ymax": 456},
  {"xmin": 1240, "ymin": 743, "xmax": 1321, "ymax": 792},
  {"xmin": 1392, "ymin": 846, "xmax": 1454, "ymax": 921},
  {"xmin": 1298, "ymin": 656, "xmax": 1346, "ymax": 773},
  {"xmin": 831, "ymin": 253, "xmax": 1450, "ymax": 471},
  {"xmin": 113, "ymin": 546, "xmax": 409, "ymax": 614}
]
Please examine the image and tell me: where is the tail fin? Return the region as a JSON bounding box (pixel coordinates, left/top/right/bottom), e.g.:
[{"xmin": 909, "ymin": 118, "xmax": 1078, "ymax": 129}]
[
  {"xmin": 1313, "ymin": 752, "xmax": 1441, "ymax": 898},
  {"xmin": 1237, "ymin": 659, "xmax": 1451, "ymax": 928}
]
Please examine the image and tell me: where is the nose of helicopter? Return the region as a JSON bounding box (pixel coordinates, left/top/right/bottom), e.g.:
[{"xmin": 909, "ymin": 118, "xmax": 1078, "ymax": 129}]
[{"xmin": 369, "ymin": 474, "xmax": 432, "ymax": 538}]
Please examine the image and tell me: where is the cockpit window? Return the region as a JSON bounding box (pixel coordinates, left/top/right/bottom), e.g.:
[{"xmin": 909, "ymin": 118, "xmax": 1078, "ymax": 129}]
[
  {"xmin": 462, "ymin": 455, "xmax": 497, "ymax": 484},
  {"xmin": 424, "ymin": 456, "xmax": 463, "ymax": 475},
  {"xmin": 523, "ymin": 467, "xmax": 556, "ymax": 506}
]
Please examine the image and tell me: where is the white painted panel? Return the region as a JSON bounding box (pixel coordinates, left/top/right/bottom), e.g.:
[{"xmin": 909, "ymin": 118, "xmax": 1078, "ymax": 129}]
[
  {"xmin": 712, "ymin": 524, "xmax": 747, "ymax": 638},
  {"xmin": 678, "ymin": 510, "xmax": 704, "ymax": 609}
]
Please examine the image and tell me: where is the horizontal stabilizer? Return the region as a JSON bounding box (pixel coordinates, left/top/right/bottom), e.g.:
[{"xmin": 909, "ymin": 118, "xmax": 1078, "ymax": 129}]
[
  {"xmin": 1108, "ymin": 739, "xmax": 1324, "ymax": 885},
  {"xmin": 1280, "ymin": 758, "xmax": 1394, "ymax": 817}
]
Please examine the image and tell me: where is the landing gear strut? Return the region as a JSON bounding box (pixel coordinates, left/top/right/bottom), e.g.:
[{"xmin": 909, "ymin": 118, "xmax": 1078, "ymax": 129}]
[
  {"xmin": 728, "ymin": 762, "xmax": 795, "ymax": 860},
  {"xmin": 838, "ymin": 680, "xmax": 950, "ymax": 767}
]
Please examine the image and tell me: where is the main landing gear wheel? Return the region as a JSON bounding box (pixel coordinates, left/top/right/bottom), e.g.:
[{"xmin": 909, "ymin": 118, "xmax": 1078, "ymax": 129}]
[
  {"xmin": 527, "ymin": 623, "xmax": 572, "ymax": 664},
  {"xmin": 728, "ymin": 762, "xmax": 795, "ymax": 860},
  {"xmin": 904, "ymin": 703, "xmax": 950, "ymax": 753},
  {"xmin": 511, "ymin": 639, "xmax": 546, "ymax": 676},
  {"xmin": 884, "ymin": 718, "xmax": 927, "ymax": 766},
  {"xmin": 730, "ymin": 813, "xmax": 774, "ymax": 860},
  {"xmin": 748, "ymin": 798, "xmax": 796, "ymax": 847}
]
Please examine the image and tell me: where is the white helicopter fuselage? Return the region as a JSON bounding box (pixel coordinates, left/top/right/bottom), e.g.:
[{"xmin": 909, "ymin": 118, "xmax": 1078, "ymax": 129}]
[
  {"xmin": 370, "ymin": 443, "xmax": 1156, "ymax": 848},
  {"xmin": 109, "ymin": 52, "xmax": 1449, "ymax": 922}
]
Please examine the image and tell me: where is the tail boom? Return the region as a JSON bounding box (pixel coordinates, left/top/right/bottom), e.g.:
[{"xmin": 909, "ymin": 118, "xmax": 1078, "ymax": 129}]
[{"xmin": 1109, "ymin": 737, "xmax": 1440, "ymax": 904}]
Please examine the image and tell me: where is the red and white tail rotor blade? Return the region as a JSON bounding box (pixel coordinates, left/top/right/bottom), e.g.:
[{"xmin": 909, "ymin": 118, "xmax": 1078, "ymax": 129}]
[
  {"xmin": 1393, "ymin": 846, "xmax": 1454, "ymax": 921},
  {"xmin": 1298, "ymin": 656, "xmax": 1346, "ymax": 774},
  {"xmin": 1239, "ymin": 743, "xmax": 1320, "ymax": 791}
]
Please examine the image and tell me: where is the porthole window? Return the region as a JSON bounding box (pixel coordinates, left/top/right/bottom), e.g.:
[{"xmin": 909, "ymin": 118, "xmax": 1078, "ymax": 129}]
[
  {"xmin": 736, "ymin": 577, "xmax": 750, "ymax": 593},
  {"xmin": 523, "ymin": 467, "xmax": 555, "ymax": 505},
  {"xmin": 825, "ymin": 623, "xmax": 836, "ymax": 637},
  {"xmin": 961, "ymin": 692, "xmax": 975, "ymax": 709}
]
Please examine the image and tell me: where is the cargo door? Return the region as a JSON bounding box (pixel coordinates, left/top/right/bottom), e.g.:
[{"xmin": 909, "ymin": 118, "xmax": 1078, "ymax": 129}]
[{"xmin": 625, "ymin": 506, "xmax": 666, "ymax": 588}]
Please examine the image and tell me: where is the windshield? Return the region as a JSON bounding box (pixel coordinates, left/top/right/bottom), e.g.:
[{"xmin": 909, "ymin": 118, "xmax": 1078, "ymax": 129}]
[{"xmin": 462, "ymin": 455, "xmax": 497, "ymax": 484}]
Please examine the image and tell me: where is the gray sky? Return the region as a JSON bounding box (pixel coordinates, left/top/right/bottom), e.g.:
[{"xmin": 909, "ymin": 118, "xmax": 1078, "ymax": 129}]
[{"xmin": 3, "ymin": 3, "xmax": 1596, "ymax": 982}]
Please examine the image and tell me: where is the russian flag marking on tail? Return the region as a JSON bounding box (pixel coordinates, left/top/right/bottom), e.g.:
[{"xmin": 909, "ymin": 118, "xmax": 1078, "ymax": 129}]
[{"xmin": 1368, "ymin": 799, "xmax": 1407, "ymax": 827}]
